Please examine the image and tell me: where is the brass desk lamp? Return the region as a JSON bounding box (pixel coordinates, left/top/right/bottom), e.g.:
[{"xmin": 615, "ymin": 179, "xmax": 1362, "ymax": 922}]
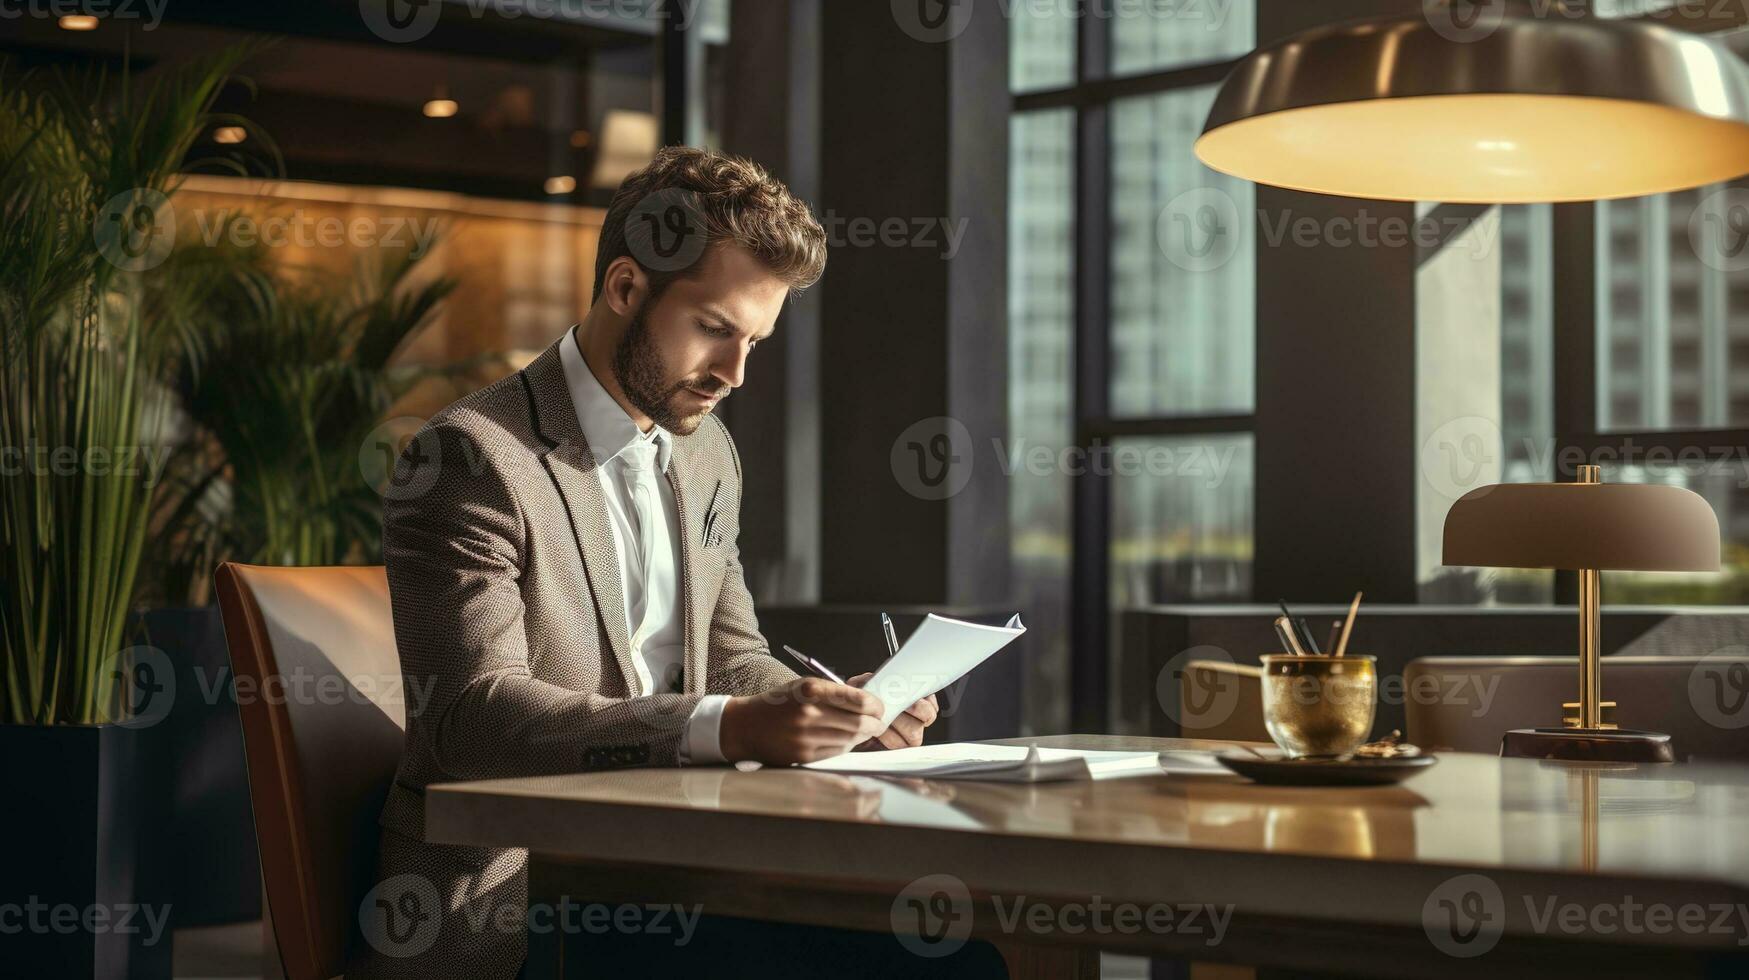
[
  {"xmin": 1193, "ymin": 1, "xmax": 1745, "ymax": 762},
  {"xmin": 1442, "ymin": 466, "xmax": 1720, "ymax": 762}
]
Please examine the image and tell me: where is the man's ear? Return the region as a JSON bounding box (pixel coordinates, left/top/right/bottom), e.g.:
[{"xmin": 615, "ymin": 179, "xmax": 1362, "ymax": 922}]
[{"xmin": 600, "ymin": 256, "xmax": 649, "ymax": 317}]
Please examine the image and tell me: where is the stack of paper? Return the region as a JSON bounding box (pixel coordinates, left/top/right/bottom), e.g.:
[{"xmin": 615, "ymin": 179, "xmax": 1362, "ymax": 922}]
[{"xmin": 803, "ymin": 743, "xmax": 1166, "ymax": 782}]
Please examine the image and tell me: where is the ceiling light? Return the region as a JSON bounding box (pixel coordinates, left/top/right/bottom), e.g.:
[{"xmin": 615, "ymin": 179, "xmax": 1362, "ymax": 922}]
[
  {"xmin": 1196, "ymin": 1, "xmax": 1749, "ymax": 203},
  {"xmin": 59, "ymin": 15, "xmax": 99, "ymax": 30},
  {"xmin": 212, "ymin": 126, "xmax": 247, "ymax": 145},
  {"xmin": 544, "ymin": 176, "xmax": 577, "ymax": 195}
]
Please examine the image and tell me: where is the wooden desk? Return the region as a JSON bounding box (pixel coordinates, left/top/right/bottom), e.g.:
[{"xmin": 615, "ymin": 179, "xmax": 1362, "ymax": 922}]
[{"xmin": 426, "ymin": 736, "xmax": 1749, "ymax": 978}]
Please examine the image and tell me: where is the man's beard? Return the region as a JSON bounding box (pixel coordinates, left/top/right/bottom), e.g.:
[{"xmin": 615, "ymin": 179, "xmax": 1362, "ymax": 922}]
[{"xmin": 611, "ymin": 304, "xmax": 727, "ymax": 435}]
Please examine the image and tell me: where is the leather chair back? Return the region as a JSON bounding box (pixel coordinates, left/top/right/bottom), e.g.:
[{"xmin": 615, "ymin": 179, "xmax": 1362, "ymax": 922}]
[
  {"xmin": 1404, "ymin": 655, "xmax": 1749, "ymax": 760},
  {"xmin": 214, "ymin": 563, "xmax": 405, "ymax": 980}
]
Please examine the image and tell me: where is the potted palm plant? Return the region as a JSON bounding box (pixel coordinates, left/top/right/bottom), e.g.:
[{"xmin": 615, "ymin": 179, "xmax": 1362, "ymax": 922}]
[
  {"xmin": 0, "ymin": 51, "xmax": 263, "ymax": 979},
  {"xmin": 151, "ymin": 246, "xmax": 457, "ymax": 591},
  {"xmin": 138, "ymin": 244, "xmax": 457, "ymax": 931}
]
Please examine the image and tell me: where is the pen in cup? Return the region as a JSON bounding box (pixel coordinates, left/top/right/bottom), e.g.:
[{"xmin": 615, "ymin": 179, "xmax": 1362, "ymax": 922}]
[
  {"xmin": 1334, "ymin": 591, "xmax": 1363, "ymax": 658},
  {"xmin": 1272, "ymin": 615, "xmax": 1308, "ymax": 656},
  {"xmin": 1277, "ymin": 600, "xmax": 1320, "ymax": 654}
]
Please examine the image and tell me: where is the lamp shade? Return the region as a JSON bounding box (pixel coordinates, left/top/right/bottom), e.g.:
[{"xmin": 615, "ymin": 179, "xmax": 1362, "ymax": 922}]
[
  {"xmin": 1195, "ymin": 2, "xmax": 1749, "ymax": 203},
  {"xmin": 1443, "ymin": 482, "xmax": 1721, "ymax": 571}
]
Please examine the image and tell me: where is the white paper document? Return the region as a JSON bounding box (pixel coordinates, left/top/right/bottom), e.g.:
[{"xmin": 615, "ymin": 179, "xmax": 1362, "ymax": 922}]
[
  {"xmin": 859, "ymin": 613, "xmax": 1026, "ymax": 729},
  {"xmin": 803, "ymin": 742, "xmax": 1165, "ymax": 782}
]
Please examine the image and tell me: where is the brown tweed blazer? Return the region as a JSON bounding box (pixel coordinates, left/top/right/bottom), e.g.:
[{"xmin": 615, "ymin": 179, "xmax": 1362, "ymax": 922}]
[{"xmin": 353, "ymin": 336, "xmax": 795, "ymax": 979}]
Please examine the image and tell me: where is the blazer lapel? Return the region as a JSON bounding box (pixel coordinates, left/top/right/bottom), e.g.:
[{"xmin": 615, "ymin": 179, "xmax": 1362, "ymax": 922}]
[{"xmin": 521, "ymin": 340, "xmax": 638, "ymax": 694}]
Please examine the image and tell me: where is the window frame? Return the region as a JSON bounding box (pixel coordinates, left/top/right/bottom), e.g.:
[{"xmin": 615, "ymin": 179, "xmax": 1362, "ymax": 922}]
[{"xmin": 1012, "ymin": 15, "xmax": 1253, "ymax": 731}]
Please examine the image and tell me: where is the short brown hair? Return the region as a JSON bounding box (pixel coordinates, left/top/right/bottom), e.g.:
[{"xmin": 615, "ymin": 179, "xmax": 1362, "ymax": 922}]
[{"xmin": 592, "ymin": 146, "xmax": 826, "ymax": 303}]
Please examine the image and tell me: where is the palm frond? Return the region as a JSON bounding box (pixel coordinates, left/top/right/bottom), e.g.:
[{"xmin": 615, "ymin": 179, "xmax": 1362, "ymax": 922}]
[{"xmin": 1, "ymin": 50, "xmax": 264, "ymax": 725}]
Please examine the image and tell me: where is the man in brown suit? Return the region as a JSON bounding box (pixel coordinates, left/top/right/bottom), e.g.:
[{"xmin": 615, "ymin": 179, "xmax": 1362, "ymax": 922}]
[{"xmin": 355, "ymin": 148, "xmax": 1002, "ymax": 978}]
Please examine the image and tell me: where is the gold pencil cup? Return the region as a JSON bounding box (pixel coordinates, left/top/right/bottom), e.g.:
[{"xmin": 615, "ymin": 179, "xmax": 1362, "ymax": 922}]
[{"xmin": 1260, "ymin": 655, "xmax": 1377, "ymax": 759}]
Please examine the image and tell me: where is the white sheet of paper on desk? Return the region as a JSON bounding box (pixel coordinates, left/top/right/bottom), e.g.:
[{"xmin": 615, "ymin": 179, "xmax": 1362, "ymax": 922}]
[
  {"xmin": 803, "ymin": 742, "xmax": 1163, "ymax": 782},
  {"xmin": 861, "ymin": 613, "xmax": 1025, "ymax": 729}
]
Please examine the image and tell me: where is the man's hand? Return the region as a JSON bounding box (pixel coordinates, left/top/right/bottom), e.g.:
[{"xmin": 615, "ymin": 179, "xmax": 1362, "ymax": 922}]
[
  {"xmin": 718, "ymin": 677, "xmax": 886, "ymax": 764},
  {"xmin": 847, "ymin": 673, "xmax": 938, "ymax": 750}
]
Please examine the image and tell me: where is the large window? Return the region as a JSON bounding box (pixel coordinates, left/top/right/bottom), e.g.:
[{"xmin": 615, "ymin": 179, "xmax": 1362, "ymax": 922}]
[
  {"xmin": 1009, "ymin": 6, "xmax": 1256, "ymax": 732},
  {"xmin": 1586, "ymin": 181, "xmax": 1749, "ymax": 601}
]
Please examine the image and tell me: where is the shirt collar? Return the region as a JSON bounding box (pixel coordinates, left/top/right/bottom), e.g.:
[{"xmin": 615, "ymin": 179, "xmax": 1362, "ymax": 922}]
[{"xmin": 558, "ymin": 325, "xmax": 673, "ymax": 474}]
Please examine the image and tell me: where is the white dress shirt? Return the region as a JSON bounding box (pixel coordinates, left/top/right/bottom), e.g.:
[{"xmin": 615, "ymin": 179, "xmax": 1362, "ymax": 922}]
[{"xmin": 559, "ymin": 327, "xmax": 730, "ymax": 764}]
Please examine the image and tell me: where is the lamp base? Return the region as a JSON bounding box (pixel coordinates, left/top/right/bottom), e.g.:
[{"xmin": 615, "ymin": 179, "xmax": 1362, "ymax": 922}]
[{"xmin": 1500, "ymin": 728, "xmax": 1676, "ymax": 763}]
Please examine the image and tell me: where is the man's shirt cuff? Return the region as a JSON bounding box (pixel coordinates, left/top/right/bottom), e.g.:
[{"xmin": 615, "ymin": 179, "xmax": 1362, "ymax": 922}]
[{"xmin": 679, "ymin": 694, "xmax": 731, "ymax": 765}]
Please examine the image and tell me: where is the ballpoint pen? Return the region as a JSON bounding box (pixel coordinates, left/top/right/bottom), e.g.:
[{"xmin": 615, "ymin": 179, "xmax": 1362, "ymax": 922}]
[
  {"xmin": 780, "ymin": 644, "xmax": 846, "ymax": 684},
  {"xmin": 880, "ymin": 612, "xmax": 901, "ymax": 658}
]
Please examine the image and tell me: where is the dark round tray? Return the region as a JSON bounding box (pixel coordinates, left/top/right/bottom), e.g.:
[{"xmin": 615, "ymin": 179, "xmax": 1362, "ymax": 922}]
[{"xmin": 1215, "ymin": 748, "xmax": 1438, "ymax": 786}]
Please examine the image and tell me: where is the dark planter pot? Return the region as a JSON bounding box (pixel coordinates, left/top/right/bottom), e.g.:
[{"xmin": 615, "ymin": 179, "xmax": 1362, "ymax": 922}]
[
  {"xmin": 0, "ymin": 721, "xmax": 173, "ymax": 980},
  {"xmin": 134, "ymin": 606, "xmax": 262, "ymax": 928}
]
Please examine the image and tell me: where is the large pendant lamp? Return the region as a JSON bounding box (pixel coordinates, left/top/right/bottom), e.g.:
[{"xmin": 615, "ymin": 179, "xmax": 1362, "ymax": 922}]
[{"xmin": 1195, "ymin": 0, "xmax": 1749, "ymax": 203}]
